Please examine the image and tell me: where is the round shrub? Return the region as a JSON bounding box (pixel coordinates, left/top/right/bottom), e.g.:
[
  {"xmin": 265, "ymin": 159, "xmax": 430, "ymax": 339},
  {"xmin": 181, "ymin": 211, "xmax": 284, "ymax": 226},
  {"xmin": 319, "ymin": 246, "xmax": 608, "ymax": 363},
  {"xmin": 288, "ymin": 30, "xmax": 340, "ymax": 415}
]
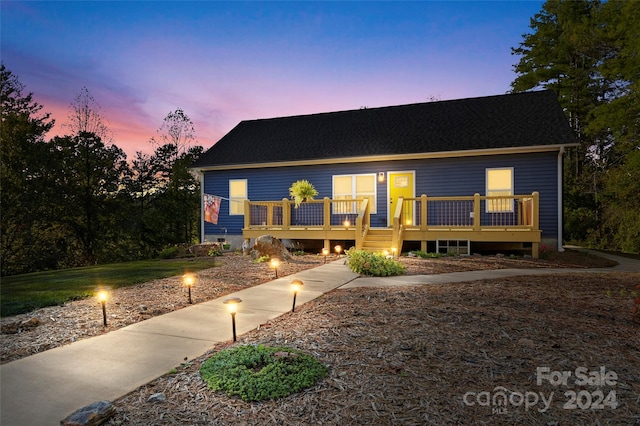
[
  {"xmin": 200, "ymin": 344, "xmax": 328, "ymax": 402},
  {"xmin": 346, "ymin": 249, "xmax": 406, "ymax": 276}
]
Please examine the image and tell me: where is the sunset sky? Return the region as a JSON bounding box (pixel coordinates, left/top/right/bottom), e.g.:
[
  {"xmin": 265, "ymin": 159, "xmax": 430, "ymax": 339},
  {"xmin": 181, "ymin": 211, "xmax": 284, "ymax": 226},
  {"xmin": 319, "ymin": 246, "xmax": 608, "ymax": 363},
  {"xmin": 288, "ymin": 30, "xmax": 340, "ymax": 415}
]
[{"xmin": 2, "ymin": 1, "xmax": 544, "ymax": 157}]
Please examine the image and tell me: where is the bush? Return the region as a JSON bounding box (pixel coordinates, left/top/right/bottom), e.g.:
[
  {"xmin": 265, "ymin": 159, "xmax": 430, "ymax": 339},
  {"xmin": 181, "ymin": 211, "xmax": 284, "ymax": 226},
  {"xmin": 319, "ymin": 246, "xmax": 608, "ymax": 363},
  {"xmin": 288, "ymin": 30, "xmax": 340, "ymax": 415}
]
[
  {"xmin": 410, "ymin": 250, "xmax": 449, "ymax": 259},
  {"xmin": 158, "ymin": 246, "xmax": 179, "ymax": 259},
  {"xmin": 346, "ymin": 249, "xmax": 406, "ymax": 276},
  {"xmin": 200, "ymin": 344, "xmax": 328, "ymax": 402}
]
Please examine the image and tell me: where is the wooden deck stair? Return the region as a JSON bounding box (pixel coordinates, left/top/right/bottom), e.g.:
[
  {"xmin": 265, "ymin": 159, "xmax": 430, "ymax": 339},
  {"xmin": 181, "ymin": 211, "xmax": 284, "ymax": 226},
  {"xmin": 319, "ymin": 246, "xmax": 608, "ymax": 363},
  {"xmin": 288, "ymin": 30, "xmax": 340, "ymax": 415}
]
[{"xmin": 361, "ymin": 228, "xmax": 394, "ymax": 252}]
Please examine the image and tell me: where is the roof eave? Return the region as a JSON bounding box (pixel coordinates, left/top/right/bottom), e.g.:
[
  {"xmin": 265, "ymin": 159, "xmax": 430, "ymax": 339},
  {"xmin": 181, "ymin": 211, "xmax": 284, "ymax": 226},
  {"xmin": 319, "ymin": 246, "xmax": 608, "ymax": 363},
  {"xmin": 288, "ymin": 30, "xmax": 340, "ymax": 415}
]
[{"xmin": 190, "ymin": 143, "xmax": 579, "ymax": 172}]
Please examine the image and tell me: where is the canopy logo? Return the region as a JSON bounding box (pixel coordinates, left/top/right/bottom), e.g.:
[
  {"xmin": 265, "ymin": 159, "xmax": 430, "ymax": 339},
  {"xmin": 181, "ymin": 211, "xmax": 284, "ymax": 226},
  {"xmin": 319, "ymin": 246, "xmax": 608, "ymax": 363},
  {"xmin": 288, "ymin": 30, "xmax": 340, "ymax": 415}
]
[{"xmin": 462, "ymin": 366, "xmax": 618, "ymax": 415}]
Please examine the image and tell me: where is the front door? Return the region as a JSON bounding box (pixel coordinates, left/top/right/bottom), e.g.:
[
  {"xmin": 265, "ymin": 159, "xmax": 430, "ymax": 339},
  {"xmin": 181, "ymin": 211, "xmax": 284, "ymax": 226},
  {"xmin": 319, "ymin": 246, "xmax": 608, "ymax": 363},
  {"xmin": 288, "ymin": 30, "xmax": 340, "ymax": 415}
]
[{"xmin": 388, "ymin": 171, "xmax": 415, "ymax": 227}]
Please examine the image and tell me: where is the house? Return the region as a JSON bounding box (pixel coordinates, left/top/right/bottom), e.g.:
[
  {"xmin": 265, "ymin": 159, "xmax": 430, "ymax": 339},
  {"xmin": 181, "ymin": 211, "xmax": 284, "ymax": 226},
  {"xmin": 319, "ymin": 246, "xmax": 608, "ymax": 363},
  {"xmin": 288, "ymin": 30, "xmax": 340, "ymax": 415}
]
[{"xmin": 190, "ymin": 90, "xmax": 577, "ymax": 257}]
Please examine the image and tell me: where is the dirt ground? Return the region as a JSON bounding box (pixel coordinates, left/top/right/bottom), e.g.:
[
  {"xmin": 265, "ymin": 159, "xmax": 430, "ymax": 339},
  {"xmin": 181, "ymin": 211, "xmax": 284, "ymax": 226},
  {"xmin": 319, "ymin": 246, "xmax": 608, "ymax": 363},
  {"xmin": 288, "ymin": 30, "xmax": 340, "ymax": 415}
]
[{"xmin": 2, "ymin": 250, "xmax": 639, "ymax": 425}]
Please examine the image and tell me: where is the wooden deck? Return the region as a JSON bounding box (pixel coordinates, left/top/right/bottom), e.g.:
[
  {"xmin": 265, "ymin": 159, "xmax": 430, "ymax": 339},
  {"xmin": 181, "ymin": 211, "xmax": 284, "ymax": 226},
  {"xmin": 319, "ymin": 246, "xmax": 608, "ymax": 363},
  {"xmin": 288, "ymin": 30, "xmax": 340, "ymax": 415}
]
[{"xmin": 242, "ymin": 193, "xmax": 541, "ymax": 258}]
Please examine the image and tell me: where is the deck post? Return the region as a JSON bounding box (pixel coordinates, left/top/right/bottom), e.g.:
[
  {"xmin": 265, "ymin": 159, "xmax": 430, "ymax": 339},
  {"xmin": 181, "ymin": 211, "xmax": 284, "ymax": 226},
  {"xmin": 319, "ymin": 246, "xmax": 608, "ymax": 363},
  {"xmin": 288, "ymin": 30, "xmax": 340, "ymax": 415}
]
[
  {"xmin": 421, "ymin": 194, "xmax": 427, "ymax": 231},
  {"xmin": 532, "ymin": 192, "xmax": 539, "ymax": 232},
  {"xmin": 282, "ymin": 198, "xmax": 290, "ymax": 230},
  {"xmin": 267, "ymin": 203, "xmax": 273, "ymax": 226},
  {"xmin": 323, "ymin": 197, "xmax": 331, "ymax": 230},
  {"xmin": 473, "ymin": 193, "xmax": 481, "ymax": 231},
  {"xmin": 244, "ymin": 200, "xmax": 250, "ymax": 230},
  {"xmin": 531, "ymin": 191, "xmax": 540, "ymax": 258},
  {"xmin": 391, "ymin": 197, "xmax": 403, "ymax": 253}
]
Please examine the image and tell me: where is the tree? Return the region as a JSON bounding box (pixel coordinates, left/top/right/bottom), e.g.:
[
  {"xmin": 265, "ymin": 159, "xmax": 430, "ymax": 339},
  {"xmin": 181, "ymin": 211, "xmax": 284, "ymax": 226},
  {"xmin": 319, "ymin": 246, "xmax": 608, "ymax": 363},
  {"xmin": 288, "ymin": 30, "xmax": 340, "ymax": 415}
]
[
  {"xmin": 144, "ymin": 109, "xmax": 202, "ymax": 246},
  {"xmin": 587, "ymin": 0, "xmax": 640, "ymax": 165},
  {"xmin": 66, "ymin": 87, "xmax": 113, "ymax": 143},
  {"xmin": 511, "ymin": 0, "xmax": 604, "ymax": 162},
  {"xmin": 149, "ymin": 144, "xmax": 203, "ymax": 246},
  {"xmin": 511, "ymin": 0, "xmax": 640, "ymax": 251},
  {"xmin": 0, "ymin": 64, "xmax": 57, "ymax": 275},
  {"xmin": 150, "ymin": 108, "xmax": 196, "ymax": 160},
  {"xmin": 47, "ymin": 133, "xmax": 128, "ymax": 264}
]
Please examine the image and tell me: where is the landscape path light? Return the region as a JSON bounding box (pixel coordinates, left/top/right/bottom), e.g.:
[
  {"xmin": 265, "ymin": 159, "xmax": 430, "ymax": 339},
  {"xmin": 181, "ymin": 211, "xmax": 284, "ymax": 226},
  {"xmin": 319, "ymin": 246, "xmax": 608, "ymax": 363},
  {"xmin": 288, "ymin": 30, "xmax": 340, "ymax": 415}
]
[
  {"xmin": 183, "ymin": 273, "xmax": 196, "ymax": 304},
  {"xmin": 270, "ymin": 258, "xmax": 281, "ymax": 278},
  {"xmin": 335, "ymin": 245, "xmax": 342, "ymax": 258},
  {"xmin": 96, "ymin": 289, "xmax": 109, "ymax": 327},
  {"xmin": 290, "ymin": 279, "xmax": 303, "ymax": 312},
  {"xmin": 391, "ymin": 247, "xmax": 398, "ymax": 257},
  {"xmin": 322, "ymin": 247, "xmax": 329, "ymax": 264},
  {"xmin": 223, "ymin": 297, "xmax": 242, "ymax": 342}
]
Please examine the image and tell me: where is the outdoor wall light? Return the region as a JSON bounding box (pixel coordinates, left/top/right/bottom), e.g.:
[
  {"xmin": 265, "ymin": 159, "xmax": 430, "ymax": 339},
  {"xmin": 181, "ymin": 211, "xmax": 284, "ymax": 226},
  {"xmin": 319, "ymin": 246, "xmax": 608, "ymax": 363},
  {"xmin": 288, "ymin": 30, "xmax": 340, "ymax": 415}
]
[
  {"xmin": 270, "ymin": 258, "xmax": 281, "ymax": 278},
  {"xmin": 96, "ymin": 289, "xmax": 109, "ymax": 327},
  {"xmin": 343, "ymin": 218, "xmax": 351, "ymax": 228},
  {"xmin": 378, "ymin": 172, "xmax": 385, "ymax": 182},
  {"xmin": 322, "ymin": 247, "xmax": 329, "ymax": 263},
  {"xmin": 183, "ymin": 273, "xmax": 196, "ymax": 304},
  {"xmin": 334, "ymin": 245, "xmax": 342, "ymax": 257},
  {"xmin": 291, "ymin": 279, "xmax": 303, "ymax": 312},
  {"xmin": 223, "ymin": 297, "xmax": 242, "ymax": 342}
]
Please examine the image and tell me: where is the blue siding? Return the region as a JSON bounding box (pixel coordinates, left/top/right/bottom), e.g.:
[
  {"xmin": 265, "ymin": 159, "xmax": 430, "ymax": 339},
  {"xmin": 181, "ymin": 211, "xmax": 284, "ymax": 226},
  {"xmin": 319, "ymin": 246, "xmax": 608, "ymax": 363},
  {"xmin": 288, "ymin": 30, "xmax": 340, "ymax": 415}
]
[{"xmin": 203, "ymin": 151, "xmax": 559, "ymax": 239}]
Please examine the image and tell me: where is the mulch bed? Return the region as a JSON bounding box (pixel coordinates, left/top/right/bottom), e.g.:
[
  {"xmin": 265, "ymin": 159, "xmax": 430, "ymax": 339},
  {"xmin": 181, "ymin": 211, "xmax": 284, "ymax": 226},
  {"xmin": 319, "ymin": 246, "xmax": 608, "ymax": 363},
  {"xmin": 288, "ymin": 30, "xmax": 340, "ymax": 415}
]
[{"xmin": 107, "ymin": 272, "xmax": 640, "ymax": 425}]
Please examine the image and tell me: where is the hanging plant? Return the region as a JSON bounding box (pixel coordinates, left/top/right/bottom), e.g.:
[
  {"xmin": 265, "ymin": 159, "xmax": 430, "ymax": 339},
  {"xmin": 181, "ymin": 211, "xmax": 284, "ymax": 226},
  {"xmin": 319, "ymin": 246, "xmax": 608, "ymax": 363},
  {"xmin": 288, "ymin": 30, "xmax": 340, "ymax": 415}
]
[{"xmin": 289, "ymin": 179, "xmax": 318, "ymax": 208}]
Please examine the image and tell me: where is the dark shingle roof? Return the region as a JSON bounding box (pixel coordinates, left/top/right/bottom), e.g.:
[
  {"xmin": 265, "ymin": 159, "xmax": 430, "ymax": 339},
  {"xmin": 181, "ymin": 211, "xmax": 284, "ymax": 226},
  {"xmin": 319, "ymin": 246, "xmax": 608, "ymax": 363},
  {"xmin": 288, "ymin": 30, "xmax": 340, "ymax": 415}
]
[{"xmin": 192, "ymin": 90, "xmax": 576, "ymax": 169}]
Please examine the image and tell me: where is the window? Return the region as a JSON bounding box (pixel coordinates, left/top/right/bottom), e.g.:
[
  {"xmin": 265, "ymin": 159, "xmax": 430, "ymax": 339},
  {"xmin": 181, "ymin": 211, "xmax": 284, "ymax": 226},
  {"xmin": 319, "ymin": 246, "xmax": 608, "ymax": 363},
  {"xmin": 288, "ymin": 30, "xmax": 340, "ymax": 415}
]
[
  {"xmin": 229, "ymin": 179, "xmax": 247, "ymax": 215},
  {"xmin": 332, "ymin": 174, "xmax": 376, "ymax": 214},
  {"xmin": 486, "ymin": 168, "xmax": 513, "ymax": 212}
]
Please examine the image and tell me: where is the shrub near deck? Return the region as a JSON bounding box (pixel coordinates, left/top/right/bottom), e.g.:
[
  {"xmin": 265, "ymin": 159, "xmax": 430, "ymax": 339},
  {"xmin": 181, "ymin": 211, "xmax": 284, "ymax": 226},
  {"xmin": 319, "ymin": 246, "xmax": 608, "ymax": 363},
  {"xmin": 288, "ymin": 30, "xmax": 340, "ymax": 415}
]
[{"xmin": 346, "ymin": 249, "xmax": 406, "ymax": 276}]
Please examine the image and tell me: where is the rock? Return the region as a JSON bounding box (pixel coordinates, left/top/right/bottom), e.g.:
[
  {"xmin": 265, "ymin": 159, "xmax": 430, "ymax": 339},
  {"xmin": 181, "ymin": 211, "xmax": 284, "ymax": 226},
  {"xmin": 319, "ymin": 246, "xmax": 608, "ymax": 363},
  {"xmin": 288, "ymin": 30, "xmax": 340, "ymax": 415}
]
[
  {"xmin": 148, "ymin": 392, "xmax": 167, "ymax": 403},
  {"xmin": 1, "ymin": 322, "xmax": 19, "ymax": 334},
  {"xmin": 518, "ymin": 338, "xmax": 536, "ymax": 348},
  {"xmin": 61, "ymin": 400, "xmax": 115, "ymax": 426},
  {"xmin": 1, "ymin": 318, "xmax": 43, "ymax": 334},
  {"xmin": 251, "ymin": 235, "xmax": 292, "ymax": 260},
  {"xmin": 21, "ymin": 317, "xmax": 43, "ymax": 330},
  {"xmin": 188, "ymin": 242, "xmax": 222, "ymax": 257}
]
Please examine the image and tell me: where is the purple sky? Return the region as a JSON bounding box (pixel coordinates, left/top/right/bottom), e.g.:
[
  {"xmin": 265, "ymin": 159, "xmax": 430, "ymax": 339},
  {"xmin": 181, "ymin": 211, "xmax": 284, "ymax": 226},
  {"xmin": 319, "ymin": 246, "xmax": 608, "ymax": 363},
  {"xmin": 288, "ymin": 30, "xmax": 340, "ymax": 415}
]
[{"xmin": 2, "ymin": 1, "xmax": 544, "ymax": 157}]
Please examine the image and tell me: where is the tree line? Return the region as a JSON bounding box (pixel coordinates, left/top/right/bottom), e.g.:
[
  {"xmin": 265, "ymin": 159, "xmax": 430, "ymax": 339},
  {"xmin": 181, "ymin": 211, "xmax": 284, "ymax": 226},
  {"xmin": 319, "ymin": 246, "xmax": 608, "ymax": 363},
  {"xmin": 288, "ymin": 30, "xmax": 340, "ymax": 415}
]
[
  {"xmin": 1, "ymin": 65, "xmax": 202, "ymax": 276},
  {"xmin": 511, "ymin": 0, "xmax": 639, "ymax": 253}
]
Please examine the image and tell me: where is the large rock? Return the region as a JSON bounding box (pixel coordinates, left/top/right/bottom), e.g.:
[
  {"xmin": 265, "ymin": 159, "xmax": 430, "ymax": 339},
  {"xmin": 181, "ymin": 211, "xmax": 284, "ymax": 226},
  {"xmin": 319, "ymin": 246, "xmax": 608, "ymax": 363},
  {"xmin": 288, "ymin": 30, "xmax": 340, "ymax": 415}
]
[
  {"xmin": 251, "ymin": 235, "xmax": 292, "ymax": 260},
  {"xmin": 60, "ymin": 400, "xmax": 115, "ymax": 426},
  {"xmin": 189, "ymin": 242, "xmax": 222, "ymax": 257}
]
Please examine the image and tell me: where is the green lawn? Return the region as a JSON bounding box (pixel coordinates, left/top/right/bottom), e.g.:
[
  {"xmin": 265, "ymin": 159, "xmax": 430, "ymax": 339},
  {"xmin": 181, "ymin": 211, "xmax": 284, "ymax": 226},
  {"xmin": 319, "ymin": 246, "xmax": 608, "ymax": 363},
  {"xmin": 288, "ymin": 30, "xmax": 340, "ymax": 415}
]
[{"xmin": 1, "ymin": 258, "xmax": 221, "ymax": 317}]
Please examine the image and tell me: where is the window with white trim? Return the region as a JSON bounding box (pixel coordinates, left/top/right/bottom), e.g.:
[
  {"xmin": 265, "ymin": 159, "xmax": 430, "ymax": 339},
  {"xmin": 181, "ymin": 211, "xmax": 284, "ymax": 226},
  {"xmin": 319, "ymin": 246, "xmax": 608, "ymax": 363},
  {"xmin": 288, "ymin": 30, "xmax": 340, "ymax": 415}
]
[
  {"xmin": 332, "ymin": 174, "xmax": 377, "ymax": 214},
  {"xmin": 229, "ymin": 179, "xmax": 247, "ymax": 215},
  {"xmin": 486, "ymin": 168, "xmax": 513, "ymax": 212}
]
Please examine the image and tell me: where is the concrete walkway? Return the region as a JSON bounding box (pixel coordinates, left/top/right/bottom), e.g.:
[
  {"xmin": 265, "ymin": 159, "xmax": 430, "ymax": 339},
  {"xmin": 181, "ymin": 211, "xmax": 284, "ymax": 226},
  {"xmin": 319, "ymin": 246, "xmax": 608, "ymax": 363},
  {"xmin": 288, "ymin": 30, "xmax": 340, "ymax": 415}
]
[
  {"xmin": 1, "ymin": 250, "xmax": 638, "ymax": 425},
  {"xmin": 342, "ymin": 247, "xmax": 639, "ymax": 289}
]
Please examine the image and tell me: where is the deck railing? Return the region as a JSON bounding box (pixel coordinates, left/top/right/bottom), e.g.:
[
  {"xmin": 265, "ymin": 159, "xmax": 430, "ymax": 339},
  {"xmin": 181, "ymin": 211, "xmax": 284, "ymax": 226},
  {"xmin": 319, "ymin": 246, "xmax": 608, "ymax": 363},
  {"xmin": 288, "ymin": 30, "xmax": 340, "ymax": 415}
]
[
  {"xmin": 244, "ymin": 197, "xmax": 364, "ymax": 230},
  {"xmin": 397, "ymin": 193, "xmax": 539, "ymax": 231},
  {"xmin": 243, "ymin": 193, "xmax": 540, "ymax": 256}
]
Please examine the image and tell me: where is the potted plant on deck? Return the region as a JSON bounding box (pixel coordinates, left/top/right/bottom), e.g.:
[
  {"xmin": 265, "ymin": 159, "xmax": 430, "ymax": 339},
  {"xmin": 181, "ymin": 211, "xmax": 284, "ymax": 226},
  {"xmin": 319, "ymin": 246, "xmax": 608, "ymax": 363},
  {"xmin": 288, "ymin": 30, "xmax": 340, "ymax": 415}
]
[{"xmin": 289, "ymin": 179, "xmax": 318, "ymax": 208}]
